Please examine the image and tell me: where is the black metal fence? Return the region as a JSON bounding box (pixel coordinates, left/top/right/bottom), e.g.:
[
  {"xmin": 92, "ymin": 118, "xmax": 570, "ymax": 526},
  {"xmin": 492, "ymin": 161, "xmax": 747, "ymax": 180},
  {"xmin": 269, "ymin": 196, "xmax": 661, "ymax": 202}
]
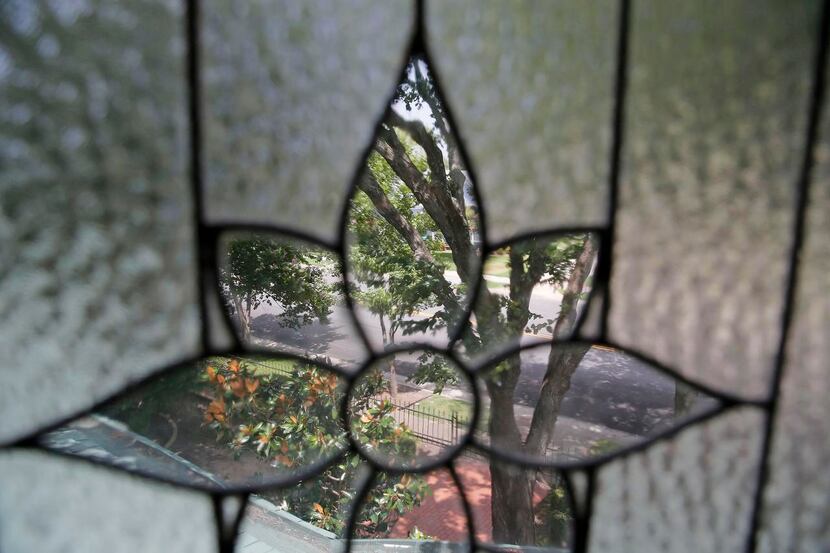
[{"xmin": 388, "ymin": 399, "xmax": 468, "ymax": 448}]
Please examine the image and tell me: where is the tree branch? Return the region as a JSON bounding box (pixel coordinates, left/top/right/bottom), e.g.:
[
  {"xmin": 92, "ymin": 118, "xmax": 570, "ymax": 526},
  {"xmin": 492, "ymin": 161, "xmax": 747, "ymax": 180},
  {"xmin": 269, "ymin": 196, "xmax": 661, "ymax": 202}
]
[
  {"xmin": 373, "ymin": 130, "xmax": 475, "ymax": 282},
  {"xmin": 523, "ymin": 235, "xmax": 599, "ymax": 456},
  {"xmin": 356, "ymin": 172, "xmax": 460, "ymax": 312}
]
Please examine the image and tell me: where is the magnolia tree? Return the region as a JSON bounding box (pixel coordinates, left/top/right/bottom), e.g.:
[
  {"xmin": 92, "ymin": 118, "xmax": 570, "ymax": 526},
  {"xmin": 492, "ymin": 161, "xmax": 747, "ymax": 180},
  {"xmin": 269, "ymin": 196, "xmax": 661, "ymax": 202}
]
[{"xmin": 203, "ymin": 357, "xmax": 429, "ymax": 536}]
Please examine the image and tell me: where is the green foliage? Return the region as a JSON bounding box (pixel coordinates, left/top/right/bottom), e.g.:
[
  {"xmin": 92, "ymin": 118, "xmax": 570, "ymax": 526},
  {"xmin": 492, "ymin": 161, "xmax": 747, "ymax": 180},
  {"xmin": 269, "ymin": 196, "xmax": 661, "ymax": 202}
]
[
  {"xmin": 589, "ymin": 438, "xmax": 619, "ymax": 456},
  {"xmin": 406, "ymin": 351, "xmax": 459, "ymax": 394},
  {"xmin": 202, "ymin": 358, "xmax": 427, "ymax": 537},
  {"xmin": 408, "ymin": 527, "xmax": 436, "ymax": 541},
  {"xmin": 221, "ymin": 236, "xmax": 336, "ymax": 331},
  {"xmin": 350, "ymin": 152, "xmax": 462, "ymax": 339},
  {"xmin": 534, "ymin": 480, "xmax": 572, "ymax": 548}
]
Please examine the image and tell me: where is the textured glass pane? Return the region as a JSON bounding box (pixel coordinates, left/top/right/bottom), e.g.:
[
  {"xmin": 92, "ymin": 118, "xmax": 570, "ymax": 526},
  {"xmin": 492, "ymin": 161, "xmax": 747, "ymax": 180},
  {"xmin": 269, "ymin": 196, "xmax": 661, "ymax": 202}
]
[
  {"xmin": 0, "ymin": 449, "xmax": 216, "ymax": 553},
  {"xmin": 589, "ymin": 407, "xmax": 764, "ymax": 553},
  {"xmin": 608, "ymin": 0, "xmax": 817, "ymax": 397},
  {"xmin": 473, "ymin": 343, "xmax": 719, "ymax": 465},
  {"xmin": 217, "ymin": 231, "xmax": 368, "ymax": 372},
  {"xmin": 41, "ymin": 355, "xmax": 348, "ymax": 490},
  {"xmin": 0, "ymin": 0, "xmax": 198, "ymax": 443},
  {"xmin": 758, "ymin": 93, "xmax": 830, "ymax": 553},
  {"xmin": 427, "ymin": 1, "xmax": 616, "ymax": 241},
  {"xmin": 202, "ymin": 0, "xmax": 413, "ymax": 241}
]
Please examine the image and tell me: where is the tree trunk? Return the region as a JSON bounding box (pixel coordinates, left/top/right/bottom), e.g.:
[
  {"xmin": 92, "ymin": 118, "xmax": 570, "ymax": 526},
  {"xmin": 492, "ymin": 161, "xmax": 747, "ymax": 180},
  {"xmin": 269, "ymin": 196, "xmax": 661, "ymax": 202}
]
[
  {"xmin": 487, "ymin": 375, "xmax": 536, "ymax": 545},
  {"xmin": 232, "ymin": 293, "xmax": 252, "ymax": 343},
  {"xmin": 378, "ymin": 314, "xmax": 398, "ymax": 403}
]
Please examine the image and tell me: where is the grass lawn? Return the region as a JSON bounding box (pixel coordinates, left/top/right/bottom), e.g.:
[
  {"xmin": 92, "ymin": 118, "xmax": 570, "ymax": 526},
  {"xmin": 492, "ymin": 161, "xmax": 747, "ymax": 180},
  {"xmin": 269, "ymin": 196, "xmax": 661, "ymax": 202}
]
[
  {"xmin": 415, "ymin": 394, "xmax": 474, "ymax": 421},
  {"xmin": 240, "ymin": 356, "xmax": 297, "ymax": 377},
  {"xmin": 486, "ymin": 280, "xmax": 508, "ymax": 291},
  {"xmin": 434, "ymin": 251, "xmax": 455, "ymax": 271},
  {"xmin": 205, "ymin": 356, "xmax": 297, "ymax": 378},
  {"xmin": 435, "ymin": 250, "xmax": 511, "ymax": 279},
  {"xmin": 483, "ymin": 254, "xmax": 510, "ymax": 278}
]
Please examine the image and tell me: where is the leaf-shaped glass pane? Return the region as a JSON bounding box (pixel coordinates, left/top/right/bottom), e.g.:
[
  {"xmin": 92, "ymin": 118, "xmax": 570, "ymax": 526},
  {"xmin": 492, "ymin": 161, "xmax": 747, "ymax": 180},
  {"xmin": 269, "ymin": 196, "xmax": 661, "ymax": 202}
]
[
  {"xmin": 427, "ymin": 0, "xmax": 616, "ymax": 241},
  {"xmin": 350, "ymin": 467, "xmax": 470, "ymax": 551},
  {"xmin": 454, "ymin": 453, "xmax": 574, "ymax": 552},
  {"xmin": 0, "ymin": 449, "xmax": 216, "ymax": 553},
  {"xmin": 458, "ymin": 232, "xmax": 599, "ymax": 364},
  {"xmin": 40, "ymin": 356, "xmax": 348, "ymax": 490},
  {"xmin": 0, "ymin": 0, "xmax": 198, "ymax": 444},
  {"xmin": 217, "ymin": 231, "xmax": 368, "ymax": 373},
  {"xmin": 473, "ymin": 342, "xmax": 720, "ymax": 465},
  {"xmin": 589, "ymin": 407, "xmax": 764, "ymax": 553},
  {"xmin": 344, "ymin": 57, "xmax": 483, "ymax": 352},
  {"xmin": 608, "ymin": 0, "xmax": 819, "ymax": 399},
  {"xmin": 348, "ymin": 349, "xmax": 474, "ymax": 470}
]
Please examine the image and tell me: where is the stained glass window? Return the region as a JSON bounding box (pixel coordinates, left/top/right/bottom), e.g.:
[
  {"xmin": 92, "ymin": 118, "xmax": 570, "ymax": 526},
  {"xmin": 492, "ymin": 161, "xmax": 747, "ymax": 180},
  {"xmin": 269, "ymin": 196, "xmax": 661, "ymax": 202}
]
[{"xmin": 2, "ymin": 1, "xmax": 829, "ymax": 552}]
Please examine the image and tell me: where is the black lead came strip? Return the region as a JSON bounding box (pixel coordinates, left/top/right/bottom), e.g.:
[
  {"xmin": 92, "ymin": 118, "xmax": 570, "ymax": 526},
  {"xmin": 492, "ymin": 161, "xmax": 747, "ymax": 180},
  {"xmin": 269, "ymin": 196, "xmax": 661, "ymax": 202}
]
[{"xmin": 744, "ymin": 1, "xmax": 830, "ymax": 552}]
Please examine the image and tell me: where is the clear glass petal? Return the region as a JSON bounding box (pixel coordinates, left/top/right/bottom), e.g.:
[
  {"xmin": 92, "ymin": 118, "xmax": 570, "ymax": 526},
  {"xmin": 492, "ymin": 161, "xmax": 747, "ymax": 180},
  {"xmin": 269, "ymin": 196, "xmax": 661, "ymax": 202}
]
[
  {"xmin": 344, "ymin": 57, "xmax": 483, "ymax": 351},
  {"xmin": 474, "ymin": 342, "xmax": 720, "ymax": 465},
  {"xmin": 350, "ymin": 467, "xmax": 470, "ymax": 550},
  {"xmin": 217, "ymin": 230, "xmax": 368, "ymax": 373},
  {"xmin": 40, "ymin": 355, "xmax": 349, "ymax": 490}
]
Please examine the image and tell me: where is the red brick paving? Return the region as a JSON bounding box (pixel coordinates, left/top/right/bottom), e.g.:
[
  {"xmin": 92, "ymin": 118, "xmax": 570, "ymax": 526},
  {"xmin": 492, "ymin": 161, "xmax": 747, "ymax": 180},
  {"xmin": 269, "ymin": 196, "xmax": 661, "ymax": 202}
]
[{"xmin": 389, "ymin": 457, "xmax": 550, "ymax": 543}]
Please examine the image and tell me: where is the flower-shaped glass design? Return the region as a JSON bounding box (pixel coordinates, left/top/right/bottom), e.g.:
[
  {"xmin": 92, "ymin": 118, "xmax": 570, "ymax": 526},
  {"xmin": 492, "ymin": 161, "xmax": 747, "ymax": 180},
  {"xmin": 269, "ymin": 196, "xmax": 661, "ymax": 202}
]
[
  {"xmin": 6, "ymin": 2, "xmax": 829, "ymax": 553},
  {"xmin": 39, "ymin": 52, "xmax": 730, "ymax": 551}
]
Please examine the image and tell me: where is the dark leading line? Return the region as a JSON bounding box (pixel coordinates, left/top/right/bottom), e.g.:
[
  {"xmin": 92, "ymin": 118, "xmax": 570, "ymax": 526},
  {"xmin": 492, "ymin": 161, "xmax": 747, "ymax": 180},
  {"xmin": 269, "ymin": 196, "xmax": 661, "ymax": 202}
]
[
  {"xmin": 185, "ymin": 0, "xmax": 210, "ymax": 352},
  {"xmin": 597, "ymin": 0, "xmax": 631, "ymax": 342},
  {"xmin": 744, "ymin": 1, "xmax": 830, "ymax": 552}
]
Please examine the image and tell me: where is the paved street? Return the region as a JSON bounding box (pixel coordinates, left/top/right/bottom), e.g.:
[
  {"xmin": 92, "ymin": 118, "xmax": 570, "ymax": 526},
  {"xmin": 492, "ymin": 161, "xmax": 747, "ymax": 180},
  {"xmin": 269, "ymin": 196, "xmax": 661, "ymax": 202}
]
[{"xmin": 249, "ymin": 290, "xmax": 710, "ymax": 438}]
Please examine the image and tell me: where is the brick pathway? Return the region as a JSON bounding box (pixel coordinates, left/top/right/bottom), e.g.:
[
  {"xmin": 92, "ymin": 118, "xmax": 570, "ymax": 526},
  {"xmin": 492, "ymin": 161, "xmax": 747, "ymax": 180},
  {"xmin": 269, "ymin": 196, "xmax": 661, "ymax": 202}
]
[{"xmin": 389, "ymin": 457, "xmax": 550, "ymax": 543}]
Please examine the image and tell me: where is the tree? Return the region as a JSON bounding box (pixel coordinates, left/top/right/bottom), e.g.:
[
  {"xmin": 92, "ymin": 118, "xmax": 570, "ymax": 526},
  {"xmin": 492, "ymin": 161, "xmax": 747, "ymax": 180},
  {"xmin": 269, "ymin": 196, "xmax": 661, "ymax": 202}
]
[
  {"xmin": 349, "ymin": 149, "xmax": 462, "ymax": 401},
  {"xmin": 220, "ymin": 237, "xmax": 336, "ymax": 343},
  {"xmin": 202, "ymin": 357, "xmax": 430, "ymax": 536},
  {"xmin": 352, "ymin": 58, "xmax": 599, "ymax": 545}
]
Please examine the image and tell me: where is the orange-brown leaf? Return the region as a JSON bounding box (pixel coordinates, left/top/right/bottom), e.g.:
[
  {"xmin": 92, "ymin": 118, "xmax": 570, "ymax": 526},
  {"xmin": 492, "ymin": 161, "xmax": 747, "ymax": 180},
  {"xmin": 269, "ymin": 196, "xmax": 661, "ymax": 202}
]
[
  {"xmin": 245, "ymin": 378, "xmax": 260, "ymax": 394},
  {"xmin": 229, "ymin": 378, "xmax": 246, "ymax": 398}
]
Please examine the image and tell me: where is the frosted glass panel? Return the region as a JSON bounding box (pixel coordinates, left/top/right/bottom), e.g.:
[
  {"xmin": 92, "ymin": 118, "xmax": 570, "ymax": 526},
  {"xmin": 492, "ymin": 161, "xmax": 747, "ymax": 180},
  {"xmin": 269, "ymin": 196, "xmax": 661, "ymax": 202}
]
[
  {"xmin": 609, "ymin": 0, "xmax": 817, "ymax": 398},
  {"xmin": 0, "ymin": 449, "xmax": 216, "ymax": 553},
  {"xmin": 427, "ymin": 0, "xmax": 616, "ymax": 241},
  {"xmin": 0, "ymin": 0, "xmax": 199, "ymax": 443},
  {"xmin": 758, "ymin": 96, "xmax": 830, "ymax": 553},
  {"xmin": 202, "ymin": 0, "xmax": 413, "ymax": 241},
  {"xmin": 589, "ymin": 408, "xmax": 764, "ymax": 553}
]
